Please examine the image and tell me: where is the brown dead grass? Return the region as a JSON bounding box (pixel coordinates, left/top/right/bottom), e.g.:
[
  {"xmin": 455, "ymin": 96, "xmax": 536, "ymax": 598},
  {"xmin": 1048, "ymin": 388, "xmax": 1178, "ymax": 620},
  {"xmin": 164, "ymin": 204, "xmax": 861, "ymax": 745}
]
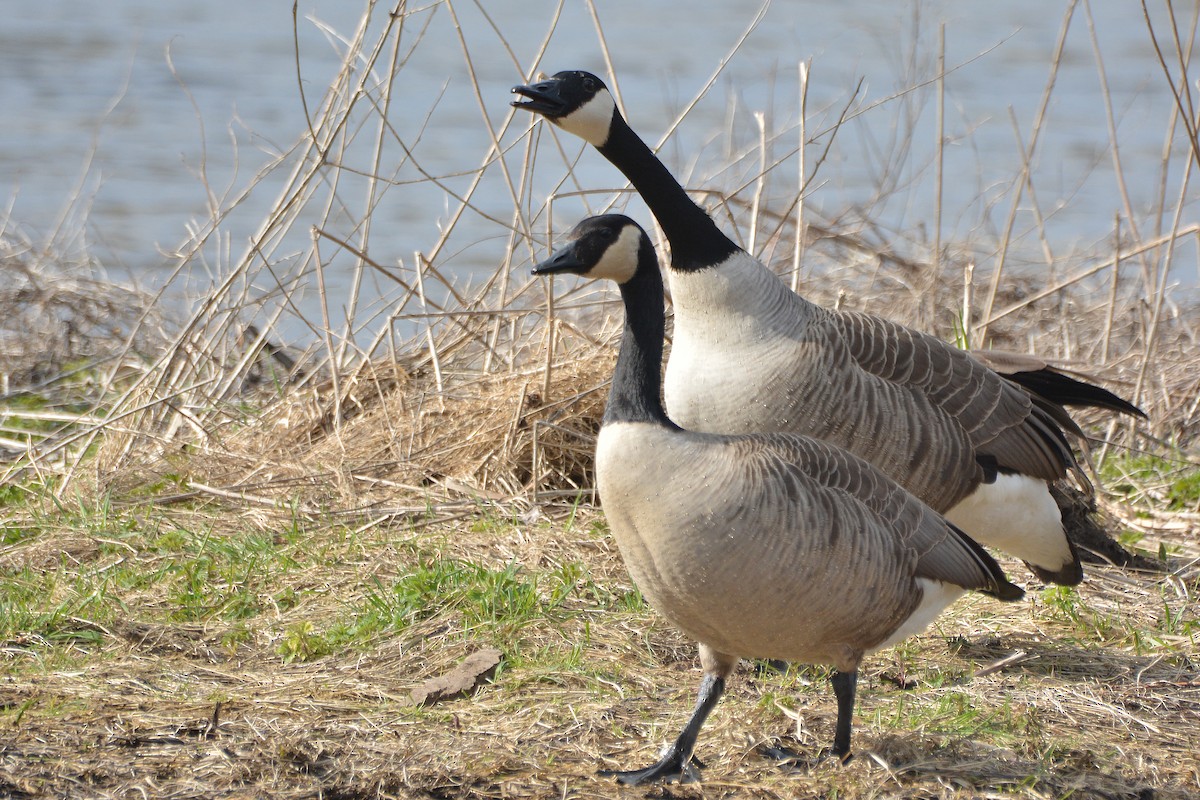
[
  {"xmin": 5, "ymin": 164, "xmax": 1198, "ymax": 800},
  {"xmin": 5, "ymin": 226, "xmax": 1195, "ymax": 800},
  {"xmin": 1, "ymin": 499, "xmax": 1197, "ymax": 800},
  {"xmin": 4, "ymin": 265, "xmax": 1198, "ymax": 798},
  {"xmin": 78, "ymin": 247, "xmax": 1196, "ymax": 518},
  {"xmin": 0, "ymin": 243, "xmax": 166, "ymax": 394}
]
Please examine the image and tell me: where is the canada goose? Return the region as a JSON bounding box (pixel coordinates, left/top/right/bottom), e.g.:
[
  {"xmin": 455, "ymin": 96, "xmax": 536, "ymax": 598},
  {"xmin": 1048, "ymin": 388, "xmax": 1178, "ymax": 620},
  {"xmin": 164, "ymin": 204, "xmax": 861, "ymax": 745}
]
[
  {"xmin": 512, "ymin": 70, "xmax": 1145, "ymax": 586},
  {"xmin": 532, "ymin": 214, "xmax": 1024, "ymax": 784}
]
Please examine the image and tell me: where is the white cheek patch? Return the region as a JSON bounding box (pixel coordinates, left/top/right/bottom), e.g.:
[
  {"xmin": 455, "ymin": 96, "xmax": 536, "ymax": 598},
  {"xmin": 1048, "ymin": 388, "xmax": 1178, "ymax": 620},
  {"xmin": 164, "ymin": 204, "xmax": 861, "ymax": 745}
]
[
  {"xmin": 556, "ymin": 90, "xmax": 616, "ymax": 147},
  {"xmin": 590, "ymin": 225, "xmax": 643, "ymax": 283}
]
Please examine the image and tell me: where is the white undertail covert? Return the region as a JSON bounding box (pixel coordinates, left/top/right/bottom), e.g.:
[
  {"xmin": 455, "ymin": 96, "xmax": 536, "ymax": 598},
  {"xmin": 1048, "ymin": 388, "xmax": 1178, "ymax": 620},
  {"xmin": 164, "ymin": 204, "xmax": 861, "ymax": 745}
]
[{"xmin": 945, "ymin": 473, "xmax": 1071, "ymax": 574}]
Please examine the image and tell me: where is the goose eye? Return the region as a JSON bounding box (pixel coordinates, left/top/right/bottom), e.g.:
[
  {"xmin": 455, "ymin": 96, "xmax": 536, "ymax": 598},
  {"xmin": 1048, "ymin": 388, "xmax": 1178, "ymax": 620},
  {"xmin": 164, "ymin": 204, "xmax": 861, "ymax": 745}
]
[{"xmin": 582, "ymin": 77, "xmax": 597, "ymax": 93}]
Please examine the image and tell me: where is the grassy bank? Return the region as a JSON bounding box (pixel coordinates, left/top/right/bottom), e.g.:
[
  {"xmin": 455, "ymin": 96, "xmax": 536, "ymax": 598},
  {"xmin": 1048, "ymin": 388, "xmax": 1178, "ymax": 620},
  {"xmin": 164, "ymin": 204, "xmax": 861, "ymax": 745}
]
[{"xmin": 0, "ymin": 446, "xmax": 1197, "ymax": 798}]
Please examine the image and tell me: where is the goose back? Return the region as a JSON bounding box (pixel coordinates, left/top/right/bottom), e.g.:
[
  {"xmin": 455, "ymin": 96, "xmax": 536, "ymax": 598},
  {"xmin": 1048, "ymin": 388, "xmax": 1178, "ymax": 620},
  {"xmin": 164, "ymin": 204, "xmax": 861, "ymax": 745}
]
[{"xmin": 662, "ymin": 209, "xmax": 1078, "ymax": 515}]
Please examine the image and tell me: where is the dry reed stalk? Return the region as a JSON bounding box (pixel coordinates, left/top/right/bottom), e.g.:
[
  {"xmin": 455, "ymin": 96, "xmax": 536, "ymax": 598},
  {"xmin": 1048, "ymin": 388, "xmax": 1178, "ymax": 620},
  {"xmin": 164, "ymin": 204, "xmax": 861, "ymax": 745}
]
[
  {"xmin": 1101, "ymin": 213, "xmax": 1122, "ymax": 365},
  {"xmin": 1133, "ymin": 150, "xmax": 1194, "ymax": 419},
  {"xmin": 584, "ymin": 0, "xmax": 623, "ymax": 118},
  {"xmin": 730, "ymin": 77, "xmax": 862, "ymax": 270},
  {"xmin": 749, "ymin": 111, "xmax": 768, "ymax": 255},
  {"xmin": 1086, "ymin": 0, "xmax": 1154, "ymax": 296},
  {"xmin": 1006, "ymin": 109, "xmax": 1058, "ymax": 277},
  {"xmin": 977, "ymin": 0, "xmax": 1076, "ymax": 346},
  {"xmin": 927, "ymin": 22, "xmax": 946, "ymax": 334},
  {"xmin": 791, "ymin": 59, "xmax": 810, "ymax": 294},
  {"xmin": 652, "ymin": 2, "xmax": 771, "ymax": 153},
  {"xmin": 0, "ymin": 1, "xmax": 1192, "ymax": 517},
  {"xmin": 413, "ymin": 250, "xmax": 446, "ymax": 410},
  {"xmin": 982, "ymin": 225, "xmax": 1200, "ymax": 328},
  {"xmin": 1144, "ymin": 0, "xmax": 1200, "ymax": 173}
]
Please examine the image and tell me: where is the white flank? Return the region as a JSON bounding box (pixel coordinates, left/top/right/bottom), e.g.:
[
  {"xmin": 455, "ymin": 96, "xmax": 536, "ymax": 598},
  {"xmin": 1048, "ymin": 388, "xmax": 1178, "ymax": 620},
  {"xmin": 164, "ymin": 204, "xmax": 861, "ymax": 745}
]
[
  {"xmin": 871, "ymin": 578, "xmax": 965, "ymax": 652},
  {"xmin": 945, "ymin": 472, "xmax": 1070, "ymax": 572}
]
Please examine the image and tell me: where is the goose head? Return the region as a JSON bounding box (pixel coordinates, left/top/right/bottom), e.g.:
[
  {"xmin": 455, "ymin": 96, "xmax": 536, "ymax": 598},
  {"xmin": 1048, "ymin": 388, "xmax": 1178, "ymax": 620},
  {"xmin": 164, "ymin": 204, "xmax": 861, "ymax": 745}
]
[
  {"xmin": 533, "ymin": 214, "xmax": 646, "ymax": 284},
  {"xmin": 512, "ymin": 70, "xmax": 617, "ymax": 147}
]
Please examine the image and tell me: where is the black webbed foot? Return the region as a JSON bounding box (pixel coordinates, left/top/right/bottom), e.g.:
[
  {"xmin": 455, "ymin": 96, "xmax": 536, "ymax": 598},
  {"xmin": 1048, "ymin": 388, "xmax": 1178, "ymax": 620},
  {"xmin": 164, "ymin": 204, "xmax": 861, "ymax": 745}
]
[
  {"xmin": 598, "ymin": 750, "xmax": 705, "ymax": 785},
  {"xmin": 758, "ymin": 741, "xmax": 852, "ymax": 772},
  {"xmin": 599, "ymin": 672, "xmax": 725, "ymax": 785}
]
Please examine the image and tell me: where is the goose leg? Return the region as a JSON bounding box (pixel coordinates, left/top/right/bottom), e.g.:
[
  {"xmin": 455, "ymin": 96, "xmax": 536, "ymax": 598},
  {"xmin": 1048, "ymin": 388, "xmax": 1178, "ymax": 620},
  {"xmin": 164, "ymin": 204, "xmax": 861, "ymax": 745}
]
[
  {"xmin": 599, "ymin": 672, "xmax": 725, "ymax": 785},
  {"xmin": 830, "ymin": 669, "xmax": 857, "ymax": 761},
  {"xmin": 756, "ymin": 669, "xmax": 860, "ymax": 769}
]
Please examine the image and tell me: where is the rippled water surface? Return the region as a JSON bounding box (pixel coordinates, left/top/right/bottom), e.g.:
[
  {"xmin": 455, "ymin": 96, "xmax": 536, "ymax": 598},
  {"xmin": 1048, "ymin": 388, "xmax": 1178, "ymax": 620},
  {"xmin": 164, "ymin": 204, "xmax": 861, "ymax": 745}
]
[{"xmin": 3, "ymin": 1, "xmax": 1196, "ymax": 338}]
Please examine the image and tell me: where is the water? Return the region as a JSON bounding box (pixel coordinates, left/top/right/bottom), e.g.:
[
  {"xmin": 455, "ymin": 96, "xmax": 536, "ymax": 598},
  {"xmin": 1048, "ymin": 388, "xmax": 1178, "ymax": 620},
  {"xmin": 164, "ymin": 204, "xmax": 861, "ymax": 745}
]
[{"xmin": 2, "ymin": 1, "xmax": 1196, "ymax": 343}]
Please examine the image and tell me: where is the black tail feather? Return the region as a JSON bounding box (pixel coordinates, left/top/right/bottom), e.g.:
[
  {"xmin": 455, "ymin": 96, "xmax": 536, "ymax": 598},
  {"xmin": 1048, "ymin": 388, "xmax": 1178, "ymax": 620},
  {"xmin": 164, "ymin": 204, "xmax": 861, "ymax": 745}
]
[
  {"xmin": 1002, "ymin": 369, "xmax": 1146, "ymax": 419},
  {"xmin": 947, "ymin": 521, "xmax": 1027, "ymax": 602}
]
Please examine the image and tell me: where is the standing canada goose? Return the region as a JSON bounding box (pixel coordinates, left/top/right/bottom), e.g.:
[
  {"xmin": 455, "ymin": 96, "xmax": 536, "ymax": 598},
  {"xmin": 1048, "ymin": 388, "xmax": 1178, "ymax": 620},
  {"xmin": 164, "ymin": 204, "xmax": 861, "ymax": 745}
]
[
  {"xmin": 532, "ymin": 214, "xmax": 1024, "ymax": 784},
  {"xmin": 512, "ymin": 70, "xmax": 1145, "ymax": 586}
]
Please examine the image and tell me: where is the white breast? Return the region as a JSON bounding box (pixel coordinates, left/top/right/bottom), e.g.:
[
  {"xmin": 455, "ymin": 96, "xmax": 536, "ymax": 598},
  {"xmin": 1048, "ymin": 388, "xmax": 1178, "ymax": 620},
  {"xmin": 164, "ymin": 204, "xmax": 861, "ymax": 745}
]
[{"xmin": 665, "ymin": 252, "xmax": 820, "ymax": 432}]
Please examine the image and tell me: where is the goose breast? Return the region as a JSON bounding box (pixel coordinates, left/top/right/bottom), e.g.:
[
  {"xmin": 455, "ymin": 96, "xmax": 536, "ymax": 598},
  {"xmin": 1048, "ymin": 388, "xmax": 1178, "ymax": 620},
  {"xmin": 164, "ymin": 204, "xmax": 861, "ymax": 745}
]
[{"xmin": 595, "ymin": 420, "xmax": 959, "ymax": 666}]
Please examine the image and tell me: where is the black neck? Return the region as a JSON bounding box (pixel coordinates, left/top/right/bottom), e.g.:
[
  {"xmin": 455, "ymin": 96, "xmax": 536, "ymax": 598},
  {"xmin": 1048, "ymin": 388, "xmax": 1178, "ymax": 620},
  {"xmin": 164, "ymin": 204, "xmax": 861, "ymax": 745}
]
[
  {"xmin": 599, "ymin": 116, "xmax": 739, "ymax": 271},
  {"xmin": 603, "ymin": 236, "xmax": 676, "ymax": 427}
]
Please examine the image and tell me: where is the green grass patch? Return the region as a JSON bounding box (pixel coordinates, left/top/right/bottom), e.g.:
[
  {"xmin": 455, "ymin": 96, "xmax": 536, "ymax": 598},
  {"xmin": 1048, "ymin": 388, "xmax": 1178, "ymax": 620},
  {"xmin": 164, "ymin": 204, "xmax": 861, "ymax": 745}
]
[
  {"xmin": 2, "ymin": 485, "xmax": 642, "ymax": 676},
  {"xmin": 0, "ymin": 492, "xmax": 322, "ymax": 658},
  {"xmin": 160, "ymin": 527, "xmax": 300, "ymax": 622},
  {"xmin": 875, "ymin": 687, "xmax": 1031, "ymax": 747},
  {"xmin": 0, "ymin": 564, "xmax": 110, "ymax": 651},
  {"xmin": 1101, "ymin": 452, "xmax": 1200, "ymax": 511},
  {"xmin": 1036, "ymin": 583, "xmax": 1199, "ymax": 661},
  {"xmin": 276, "ymin": 553, "xmax": 644, "ymax": 664}
]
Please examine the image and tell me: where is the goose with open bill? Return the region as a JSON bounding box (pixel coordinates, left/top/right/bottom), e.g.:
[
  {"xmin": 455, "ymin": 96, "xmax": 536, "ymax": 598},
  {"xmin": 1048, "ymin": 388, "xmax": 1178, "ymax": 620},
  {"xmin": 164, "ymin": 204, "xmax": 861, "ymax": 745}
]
[{"xmin": 512, "ymin": 69, "xmax": 1145, "ymax": 587}]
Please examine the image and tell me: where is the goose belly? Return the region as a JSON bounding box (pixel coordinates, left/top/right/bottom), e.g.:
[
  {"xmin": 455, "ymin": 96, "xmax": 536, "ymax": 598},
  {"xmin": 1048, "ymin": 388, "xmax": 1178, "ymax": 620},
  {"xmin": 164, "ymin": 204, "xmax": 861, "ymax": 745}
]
[
  {"xmin": 871, "ymin": 579, "xmax": 966, "ymax": 652},
  {"xmin": 635, "ymin": 554, "xmax": 922, "ymax": 667},
  {"xmin": 596, "ymin": 422, "xmax": 925, "ymax": 666}
]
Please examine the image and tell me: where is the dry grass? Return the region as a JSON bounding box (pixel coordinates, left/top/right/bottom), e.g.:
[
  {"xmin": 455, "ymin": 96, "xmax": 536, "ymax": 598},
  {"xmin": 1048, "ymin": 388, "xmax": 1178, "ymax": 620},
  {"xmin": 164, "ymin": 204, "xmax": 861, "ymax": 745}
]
[
  {"xmin": 0, "ymin": 502, "xmax": 1197, "ymax": 799},
  {"xmin": 0, "ymin": 233, "xmax": 170, "ymax": 461},
  {"xmin": 2, "ymin": 2, "xmax": 1200, "ymax": 798}
]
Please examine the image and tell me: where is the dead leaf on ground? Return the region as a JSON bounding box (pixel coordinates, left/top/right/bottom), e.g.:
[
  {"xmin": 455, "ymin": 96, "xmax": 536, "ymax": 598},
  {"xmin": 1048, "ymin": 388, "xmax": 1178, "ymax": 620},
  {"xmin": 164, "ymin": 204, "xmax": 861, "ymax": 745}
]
[{"xmin": 410, "ymin": 647, "xmax": 503, "ymax": 706}]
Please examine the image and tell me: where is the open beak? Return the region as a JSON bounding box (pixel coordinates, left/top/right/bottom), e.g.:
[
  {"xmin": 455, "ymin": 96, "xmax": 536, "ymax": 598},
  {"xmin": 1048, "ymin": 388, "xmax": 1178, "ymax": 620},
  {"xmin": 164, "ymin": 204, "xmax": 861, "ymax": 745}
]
[{"xmin": 511, "ymin": 79, "xmax": 566, "ymax": 118}]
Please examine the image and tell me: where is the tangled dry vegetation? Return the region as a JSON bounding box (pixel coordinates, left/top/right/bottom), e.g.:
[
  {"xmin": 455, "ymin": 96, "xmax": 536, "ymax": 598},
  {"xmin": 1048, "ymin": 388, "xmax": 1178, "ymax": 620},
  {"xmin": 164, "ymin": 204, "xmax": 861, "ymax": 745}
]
[
  {"xmin": 2, "ymin": 212, "xmax": 1197, "ymax": 800},
  {"xmin": 3, "ymin": 2, "xmax": 1200, "ymax": 799}
]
